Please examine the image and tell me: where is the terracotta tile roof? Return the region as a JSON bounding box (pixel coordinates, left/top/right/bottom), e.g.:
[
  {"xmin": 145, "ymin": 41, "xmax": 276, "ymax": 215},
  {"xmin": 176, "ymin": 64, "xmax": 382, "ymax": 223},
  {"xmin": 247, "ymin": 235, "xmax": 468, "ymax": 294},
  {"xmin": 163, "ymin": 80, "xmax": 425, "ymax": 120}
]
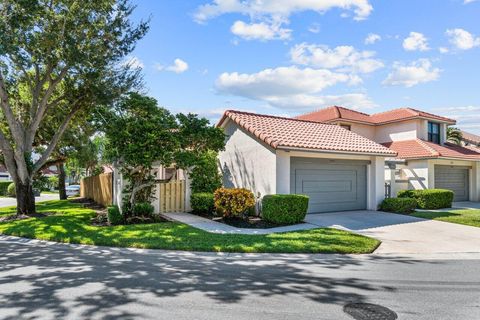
[
  {"xmin": 296, "ymin": 106, "xmax": 456, "ymax": 125},
  {"xmin": 218, "ymin": 110, "xmax": 397, "ymax": 156},
  {"xmin": 370, "ymin": 108, "xmax": 456, "ymax": 124},
  {"xmin": 461, "ymin": 131, "xmax": 480, "ymax": 145},
  {"xmin": 295, "ymin": 106, "xmax": 372, "ymax": 123},
  {"xmin": 383, "ymin": 139, "xmax": 480, "ymax": 160}
]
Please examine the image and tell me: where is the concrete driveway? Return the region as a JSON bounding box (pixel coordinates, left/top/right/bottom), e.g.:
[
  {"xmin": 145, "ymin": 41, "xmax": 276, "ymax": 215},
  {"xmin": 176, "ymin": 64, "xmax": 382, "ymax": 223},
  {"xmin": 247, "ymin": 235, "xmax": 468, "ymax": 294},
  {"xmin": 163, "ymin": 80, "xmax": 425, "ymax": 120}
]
[
  {"xmin": 0, "ymin": 193, "xmax": 59, "ymax": 208},
  {"xmin": 305, "ymin": 210, "xmax": 480, "ymax": 254}
]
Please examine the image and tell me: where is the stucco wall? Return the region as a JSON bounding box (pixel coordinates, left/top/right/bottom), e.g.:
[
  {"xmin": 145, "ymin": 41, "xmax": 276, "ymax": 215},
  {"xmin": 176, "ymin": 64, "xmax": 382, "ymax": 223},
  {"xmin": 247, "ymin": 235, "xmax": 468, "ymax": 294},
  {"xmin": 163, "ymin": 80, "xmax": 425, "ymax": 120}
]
[
  {"xmin": 331, "ymin": 121, "xmax": 376, "ymax": 140},
  {"xmin": 218, "ymin": 121, "xmax": 277, "ymax": 198},
  {"xmin": 375, "ymin": 120, "xmax": 420, "ymax": 143}
]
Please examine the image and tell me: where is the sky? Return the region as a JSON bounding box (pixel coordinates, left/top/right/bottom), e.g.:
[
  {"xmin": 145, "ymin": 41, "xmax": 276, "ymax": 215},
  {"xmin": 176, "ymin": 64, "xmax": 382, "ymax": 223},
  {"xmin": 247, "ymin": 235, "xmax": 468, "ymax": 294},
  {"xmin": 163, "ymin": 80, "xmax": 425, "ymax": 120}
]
[{"xmin": 127, "ymin": 0, "xmax": 480, "ymax": 133}]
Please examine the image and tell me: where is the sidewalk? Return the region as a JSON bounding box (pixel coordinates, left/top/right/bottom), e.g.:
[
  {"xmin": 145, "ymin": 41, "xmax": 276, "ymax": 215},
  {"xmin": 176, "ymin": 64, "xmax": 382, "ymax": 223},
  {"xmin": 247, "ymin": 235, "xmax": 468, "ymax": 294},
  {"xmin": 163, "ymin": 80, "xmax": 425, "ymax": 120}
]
[{"xmin": 161, "ymin": 212, "xmax": 318, "ymax": 235}]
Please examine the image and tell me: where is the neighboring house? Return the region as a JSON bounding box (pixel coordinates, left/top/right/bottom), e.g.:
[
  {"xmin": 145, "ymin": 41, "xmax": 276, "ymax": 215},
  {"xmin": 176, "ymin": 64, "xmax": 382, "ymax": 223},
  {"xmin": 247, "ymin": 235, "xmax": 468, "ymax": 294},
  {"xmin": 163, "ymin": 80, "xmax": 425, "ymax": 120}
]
[
  {"xmin": 296, "ymin": 106, "xmax": 480, "ymax": 202},
  {"xmin": 461, "ymin": 131, "xmax": 480, "ymax": 148},
  {"xmin": 218, "ymin": 106, "xmax": 480, "ymax": 213},
  {"xmin": 217, "ymin": 110, "xmax": 396, "ymax": 213},
  {"xmin": 0, "ymin": 165, "xmax": 12, "ymax": 181}
]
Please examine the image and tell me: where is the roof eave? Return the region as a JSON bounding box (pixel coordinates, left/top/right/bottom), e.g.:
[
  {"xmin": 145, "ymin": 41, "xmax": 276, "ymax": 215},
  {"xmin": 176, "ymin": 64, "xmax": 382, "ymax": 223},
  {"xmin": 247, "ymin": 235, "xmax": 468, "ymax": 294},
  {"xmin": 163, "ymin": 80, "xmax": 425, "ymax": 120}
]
[{"xmin": 277, "ymin": 145, "xmax": 397, "ymax": 157}]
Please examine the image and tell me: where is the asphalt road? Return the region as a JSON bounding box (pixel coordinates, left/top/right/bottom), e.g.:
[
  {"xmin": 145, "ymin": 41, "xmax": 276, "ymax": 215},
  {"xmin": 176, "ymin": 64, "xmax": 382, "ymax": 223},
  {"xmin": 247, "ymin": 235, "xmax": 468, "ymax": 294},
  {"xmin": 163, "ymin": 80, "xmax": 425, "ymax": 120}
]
[
  {"xmin": 0, "ymin": 236, "xmax": 479, "ymax": 320},
  {"xmin": 0, "ymin": 194, "xmax": 59, "ymax": 208}
]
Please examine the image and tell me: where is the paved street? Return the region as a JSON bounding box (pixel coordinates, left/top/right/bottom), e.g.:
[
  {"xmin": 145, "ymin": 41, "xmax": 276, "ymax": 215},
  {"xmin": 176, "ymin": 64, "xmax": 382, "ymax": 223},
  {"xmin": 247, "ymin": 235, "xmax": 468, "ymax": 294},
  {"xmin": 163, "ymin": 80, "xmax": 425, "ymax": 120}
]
[
  {"xmin": 0, "ymin": 236, "xmax": 479, "ymax": 320},
  {"xmin": 0, "ymin": 194, "xmax": 59, "ymax": 208}
]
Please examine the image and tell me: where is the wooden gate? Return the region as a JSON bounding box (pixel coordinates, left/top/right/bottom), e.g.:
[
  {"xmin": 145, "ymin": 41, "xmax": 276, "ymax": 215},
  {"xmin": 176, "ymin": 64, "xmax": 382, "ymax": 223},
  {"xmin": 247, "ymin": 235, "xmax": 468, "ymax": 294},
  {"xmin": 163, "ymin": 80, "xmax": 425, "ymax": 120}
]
[{"xmin": 158, "ymin": 180, "xmax": 185, "ymax": 213}]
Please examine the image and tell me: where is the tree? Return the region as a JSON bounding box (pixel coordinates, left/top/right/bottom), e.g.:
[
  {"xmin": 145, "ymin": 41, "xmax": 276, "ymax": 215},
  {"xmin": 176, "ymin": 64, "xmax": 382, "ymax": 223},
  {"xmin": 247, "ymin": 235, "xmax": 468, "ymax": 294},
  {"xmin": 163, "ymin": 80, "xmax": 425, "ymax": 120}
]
[
  {"xmin": 103, "ymin": 93, "xmax": 225, "ymax": 215},
  {"xmin": 447, "ymin": 127, "xmax": 463, "ymax": 145},
  {"xmin": 0, "ymin": 0, "xmax": 148, "ymax": 215}
]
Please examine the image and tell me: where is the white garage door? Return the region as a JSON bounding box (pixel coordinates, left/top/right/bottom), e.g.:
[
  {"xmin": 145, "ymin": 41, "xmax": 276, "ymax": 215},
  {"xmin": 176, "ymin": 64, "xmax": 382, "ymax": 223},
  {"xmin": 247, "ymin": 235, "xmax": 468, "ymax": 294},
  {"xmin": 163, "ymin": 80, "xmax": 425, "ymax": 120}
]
[
  {"xmin": 434, "ymin": 165, "xmax": 469, "ymax": 202},
  {"xmin": 290, "ymin": 158, "xmax": 368, "ymax": 213}
]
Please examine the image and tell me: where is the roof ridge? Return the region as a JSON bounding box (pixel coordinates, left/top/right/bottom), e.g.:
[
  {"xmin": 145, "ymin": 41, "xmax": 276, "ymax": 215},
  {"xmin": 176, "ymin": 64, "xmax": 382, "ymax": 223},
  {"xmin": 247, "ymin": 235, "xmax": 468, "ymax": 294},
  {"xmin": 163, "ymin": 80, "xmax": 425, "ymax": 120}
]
[
  {"xmin": 225, "ymin": 109, "xmax": 335, "ymax": 126},
  {"xmin": 335, "ymin": 105, "xmax": 371, "ymax": 117}
]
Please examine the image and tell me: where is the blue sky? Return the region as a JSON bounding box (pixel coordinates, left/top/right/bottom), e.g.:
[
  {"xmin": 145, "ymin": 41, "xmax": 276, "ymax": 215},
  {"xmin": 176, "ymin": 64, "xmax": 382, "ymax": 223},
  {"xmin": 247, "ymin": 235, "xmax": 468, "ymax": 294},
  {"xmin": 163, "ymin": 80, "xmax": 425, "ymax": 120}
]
[{"xmin": 128, "ymin": 0, "xmax": 480, "ymax": 133}]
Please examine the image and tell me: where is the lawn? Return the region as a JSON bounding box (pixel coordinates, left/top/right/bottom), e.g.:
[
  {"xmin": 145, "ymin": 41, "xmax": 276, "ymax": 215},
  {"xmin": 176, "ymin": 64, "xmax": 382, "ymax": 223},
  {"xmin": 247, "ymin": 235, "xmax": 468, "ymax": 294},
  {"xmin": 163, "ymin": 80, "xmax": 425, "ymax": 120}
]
[
  {"xmin": 413, "ymin": 209, "xmax": 480, "ymax": 228},
  {"xmin": 0, "ymin": 200, "xmax": 380, "ymax": 254}
]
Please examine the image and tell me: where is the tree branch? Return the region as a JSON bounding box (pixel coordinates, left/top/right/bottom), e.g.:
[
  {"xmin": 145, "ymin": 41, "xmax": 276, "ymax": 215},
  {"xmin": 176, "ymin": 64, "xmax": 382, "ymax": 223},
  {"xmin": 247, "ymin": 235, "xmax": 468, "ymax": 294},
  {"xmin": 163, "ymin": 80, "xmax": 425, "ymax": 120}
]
[
  {"xmin": 0, "ymin": 70, "xmax": 24, "ymax": 145},
  {"xmin": 33, "ymin": 101, "xmax": 81, "ymax": 173}
]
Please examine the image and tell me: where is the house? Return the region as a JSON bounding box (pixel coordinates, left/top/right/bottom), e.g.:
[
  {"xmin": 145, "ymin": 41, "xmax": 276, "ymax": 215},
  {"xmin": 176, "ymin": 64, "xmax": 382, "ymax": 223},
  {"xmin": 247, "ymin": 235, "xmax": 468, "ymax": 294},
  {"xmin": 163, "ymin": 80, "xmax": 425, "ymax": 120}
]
[
  {"xmin": 217, "ymin": 110, "xmax": 396, "ymax": 213},
  {"xmin": 461, "ymin": 130, "xmax": 480, "ymax": 148},
  {"xmin": 217, "ymin": 107, "xmax": 480, "ymax": 213},
  {"xmin": 297, "ymin": 106, "xmax": 480, "ymax": 202}
]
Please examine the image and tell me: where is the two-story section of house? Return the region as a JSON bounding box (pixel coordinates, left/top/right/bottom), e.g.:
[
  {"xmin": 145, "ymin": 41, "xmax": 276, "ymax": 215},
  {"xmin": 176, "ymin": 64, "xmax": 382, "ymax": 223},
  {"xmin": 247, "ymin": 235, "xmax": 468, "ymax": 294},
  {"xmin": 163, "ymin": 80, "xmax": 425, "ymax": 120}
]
[{"xmin": 297, "ymin": 106, "xmax": 480, "ymax": 202}]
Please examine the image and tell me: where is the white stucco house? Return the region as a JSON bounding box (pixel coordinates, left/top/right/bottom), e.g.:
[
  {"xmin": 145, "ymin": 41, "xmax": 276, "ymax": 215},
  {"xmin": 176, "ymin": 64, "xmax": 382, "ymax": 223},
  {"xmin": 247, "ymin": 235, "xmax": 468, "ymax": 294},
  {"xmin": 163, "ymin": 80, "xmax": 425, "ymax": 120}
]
[{"xmin": 217, "ymin": 107, "xmax": 480, "ymax": 214}]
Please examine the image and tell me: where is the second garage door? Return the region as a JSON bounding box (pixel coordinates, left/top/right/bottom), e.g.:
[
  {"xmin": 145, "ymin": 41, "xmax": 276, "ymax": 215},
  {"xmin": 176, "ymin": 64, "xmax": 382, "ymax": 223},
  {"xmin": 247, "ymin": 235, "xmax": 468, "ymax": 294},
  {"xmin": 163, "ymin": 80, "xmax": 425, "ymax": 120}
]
[
  {"xmin": 291, "ymin": 158, "xmax": 368, "ymax": 213},
  {"xmin": 434, "ymin": 165, "xmax": 469, "ymax": 202}
]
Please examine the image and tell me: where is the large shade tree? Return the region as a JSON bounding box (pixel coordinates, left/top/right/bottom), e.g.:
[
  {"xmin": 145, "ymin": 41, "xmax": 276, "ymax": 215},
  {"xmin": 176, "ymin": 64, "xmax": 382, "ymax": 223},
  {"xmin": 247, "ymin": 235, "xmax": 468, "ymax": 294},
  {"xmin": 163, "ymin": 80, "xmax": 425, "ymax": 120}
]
[{"xmin": 0, "ymin": 0, "xmax": 148, "ymax": 214}]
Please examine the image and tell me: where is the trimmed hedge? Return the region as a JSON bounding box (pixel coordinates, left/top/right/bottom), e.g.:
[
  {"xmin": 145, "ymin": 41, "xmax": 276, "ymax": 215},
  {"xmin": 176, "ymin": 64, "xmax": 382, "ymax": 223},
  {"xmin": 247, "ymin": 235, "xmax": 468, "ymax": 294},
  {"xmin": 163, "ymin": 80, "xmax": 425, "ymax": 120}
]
[
  {"xmin": 107, "ymin": 206, "xmax": 123, "ymax": 225},
  {"xmin": 132, "ymin": 202, "xmax": 154, "ymax": 217},
  {"xmin": 398, "ymin": 189, "xmax": 454, "ymax": 209},
  {"xmin": 0, "ymin": 181, "xmax": 11, "ymax": 196},
  {"xmin": 262, "ymin": 194, "xmax": 309, "ymax": 224},
  {"xmin": 191, "ymin": 193, "xmax": 215, "ymax": 215},
  {"xmin": 380, "ymin": 197, "xmax": 418, "ymax": 214},
  {"xmin": 214, "ymin": 188, "xmax": 255, "ymax": 218}
]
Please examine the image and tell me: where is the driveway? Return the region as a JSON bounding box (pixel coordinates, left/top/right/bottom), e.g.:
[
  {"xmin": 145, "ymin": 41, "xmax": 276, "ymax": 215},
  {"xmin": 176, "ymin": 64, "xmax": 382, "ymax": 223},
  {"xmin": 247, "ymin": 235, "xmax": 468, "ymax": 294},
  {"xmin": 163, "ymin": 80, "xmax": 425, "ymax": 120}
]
[
  {"xmin": 0, "ymin": 193, "xmax": 59, "ymax": 208},
  {"xmin": 305, "ymin": 210, "xmax": 480, "ymax": 254}
]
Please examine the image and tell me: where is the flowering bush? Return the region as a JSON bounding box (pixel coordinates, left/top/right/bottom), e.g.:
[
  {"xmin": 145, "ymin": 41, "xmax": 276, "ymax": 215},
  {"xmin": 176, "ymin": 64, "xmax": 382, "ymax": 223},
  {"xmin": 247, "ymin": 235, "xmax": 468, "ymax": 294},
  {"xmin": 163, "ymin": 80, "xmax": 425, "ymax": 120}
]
[{"xmin": 214, "ymin": 188, "xmax": 255, "ymax": 219}]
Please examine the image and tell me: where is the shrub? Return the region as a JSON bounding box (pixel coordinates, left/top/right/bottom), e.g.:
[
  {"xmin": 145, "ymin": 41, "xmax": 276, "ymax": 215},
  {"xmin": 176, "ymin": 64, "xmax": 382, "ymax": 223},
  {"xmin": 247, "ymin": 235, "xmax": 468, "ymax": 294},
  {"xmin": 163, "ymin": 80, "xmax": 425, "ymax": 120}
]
[
  {"xmin": 380, "ymin": 197, "xmax": 418, "ymax": 214},
  {"xmin": 262, "ymin": 194, "xmax": 309, "ymax": 224},
  {"xmin": 398, "ymin": 189, "xmax": 454, "ymax": 209},
  {"xmin": 190, "ymin": 151, "xmax": 222, "ymax": 193},
  {"xmin": 132, "ymin": 202, "xmax": 155, "ymax": 217},
  {"xmin": 107, "ymin": 206, "xmax": 123, "ymax": 225},
  {"xmin": 0, "ymin": 181, "xmax": 11, "ymax": 196},
  {"xmin": 191, "ymin": 193, "xmax": 215, "ymax": 215},
  {"xmin": 7, "ymin": 183, "xmax": 16, "ymax": 197},
  {"xmin": 214, "ymin": 188, "xmax": 255, "ymax": 219}
]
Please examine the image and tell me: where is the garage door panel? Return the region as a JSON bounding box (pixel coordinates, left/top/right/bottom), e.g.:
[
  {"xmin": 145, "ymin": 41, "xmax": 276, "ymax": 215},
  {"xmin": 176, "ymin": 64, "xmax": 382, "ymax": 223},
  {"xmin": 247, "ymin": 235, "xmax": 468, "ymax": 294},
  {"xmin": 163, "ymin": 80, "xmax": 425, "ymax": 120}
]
[
  {"xmin": 434, "ymin": 165, "xmax": 469, "ymax": 202},
  {"xmin": 291, "ymin": 158, "xmax": 367, "ymax": 213}
]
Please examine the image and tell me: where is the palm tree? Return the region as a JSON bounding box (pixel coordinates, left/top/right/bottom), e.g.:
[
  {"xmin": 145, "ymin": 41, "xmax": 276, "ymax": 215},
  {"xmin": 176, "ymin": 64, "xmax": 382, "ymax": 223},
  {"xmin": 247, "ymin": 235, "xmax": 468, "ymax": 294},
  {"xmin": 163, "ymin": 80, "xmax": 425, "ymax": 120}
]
[{"xmin": 447, "ymin": 127, "xmax": 463, "ymax": 145}]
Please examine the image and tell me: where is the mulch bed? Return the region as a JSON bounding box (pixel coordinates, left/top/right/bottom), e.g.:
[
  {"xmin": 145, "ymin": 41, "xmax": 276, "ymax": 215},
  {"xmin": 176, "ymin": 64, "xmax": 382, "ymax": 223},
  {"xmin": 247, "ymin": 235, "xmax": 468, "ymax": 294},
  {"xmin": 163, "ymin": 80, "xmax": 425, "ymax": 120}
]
[{"xmin": 195, "ymin": 212, "xmax": 296, "ymax": 229}]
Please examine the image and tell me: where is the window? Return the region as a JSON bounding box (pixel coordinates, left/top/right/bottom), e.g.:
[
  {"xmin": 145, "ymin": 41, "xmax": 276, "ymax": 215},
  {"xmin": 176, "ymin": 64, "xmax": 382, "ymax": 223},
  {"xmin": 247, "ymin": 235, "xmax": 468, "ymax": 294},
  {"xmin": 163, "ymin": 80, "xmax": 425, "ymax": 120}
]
[
  {"xmin": 428, "ymin": 122, "xmax": 440, "ymax": 144},
  {"xmin": 339, "ymin": 124, "xmax": 351, "ymax": 131}
]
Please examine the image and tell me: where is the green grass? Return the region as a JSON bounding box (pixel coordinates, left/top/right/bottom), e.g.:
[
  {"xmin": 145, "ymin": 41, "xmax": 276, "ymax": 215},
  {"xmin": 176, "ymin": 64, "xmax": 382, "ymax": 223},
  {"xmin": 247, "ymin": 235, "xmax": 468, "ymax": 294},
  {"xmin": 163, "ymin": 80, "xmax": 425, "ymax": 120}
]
[
  {"xmin": 413, "ymin": 209, "xmax": 480, "ymax": 228},
  {"xmin": 0, "ymin": 200, "xmax": 380, "ymax": 254}
]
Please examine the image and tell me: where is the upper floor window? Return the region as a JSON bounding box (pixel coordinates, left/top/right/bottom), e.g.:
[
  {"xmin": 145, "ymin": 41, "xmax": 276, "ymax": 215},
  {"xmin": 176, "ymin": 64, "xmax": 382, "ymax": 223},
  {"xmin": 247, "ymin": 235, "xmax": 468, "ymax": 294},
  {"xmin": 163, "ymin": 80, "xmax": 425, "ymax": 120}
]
[
  {"xmin": 428, "ymin": 122, "xmax": 440, "ymax": 144},
  {"xmin": 339, "ymin": 124, "xmax": 351, "ymax": 131}
]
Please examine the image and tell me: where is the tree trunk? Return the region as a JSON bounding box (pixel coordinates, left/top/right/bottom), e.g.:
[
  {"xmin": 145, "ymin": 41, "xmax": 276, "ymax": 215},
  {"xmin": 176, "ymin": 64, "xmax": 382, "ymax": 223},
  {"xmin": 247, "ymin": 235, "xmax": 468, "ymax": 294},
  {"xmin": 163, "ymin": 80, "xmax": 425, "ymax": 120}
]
[
  {"xmin": 15, "ymin": 181, "xmax": 36, "ymax": 215},
  {"xmin": 58, "ymin": 162, "xmax": 67, "ymax": 200}
]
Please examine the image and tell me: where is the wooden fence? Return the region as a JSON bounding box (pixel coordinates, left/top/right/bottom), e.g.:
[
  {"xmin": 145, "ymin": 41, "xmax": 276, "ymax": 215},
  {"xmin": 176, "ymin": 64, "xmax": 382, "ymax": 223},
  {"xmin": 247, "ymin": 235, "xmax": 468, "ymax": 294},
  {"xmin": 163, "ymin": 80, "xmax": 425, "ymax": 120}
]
[
  {"xmin": 80, "ymin": 173, "xmax": 113, "ymax": 207},
  {"xmin": 158, "ymin": 180, "xmax": 185, "ymax": 213}
]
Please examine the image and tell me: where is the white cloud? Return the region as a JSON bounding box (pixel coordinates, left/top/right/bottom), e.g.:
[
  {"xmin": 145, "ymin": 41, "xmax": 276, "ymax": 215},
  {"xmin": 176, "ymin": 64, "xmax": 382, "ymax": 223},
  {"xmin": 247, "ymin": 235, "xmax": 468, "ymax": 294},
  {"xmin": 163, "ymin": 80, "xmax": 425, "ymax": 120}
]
[
  {"xmin": 268, "ymin": 93, "xmax": 376, "ymax": 109},
  {"xmin": 156, "ymin": 58, "xmax": 189, "ymax": 74},
  {"xmin": 464, "ymin": 0, "xmax": 478, "ymax": 4},
  {"xmin": 439, "ymin": 47, "xmax": 449, "ymax": 54},
  {"xmin": 364, "ymin": 33, "xmax": 381, "ymax": 45},
  {"xmin": 194, "ymin": 0, "xmax": 373, "ymax": 23},
  {"xmin": 290, "ymin": 43, "xmax": 384, "ymax": 74},
  {"xmin": 122, "ymin": 56, "xmax": 144, "ymax": 69},
  {"xmin": 383, "ymin": 59, "xmax": 441, "ymax": 87},
  {"xmin": 231, "ymin": 20, "xmax": 291, "ymax": 40},
  {"xmin": 215, "ymin": 66, "xmax": 369, "ymax": 109},
  {"xmin": 402, "ymin": 32, "xmax": 430, "ymax": 51},
  {"xmin": 446, "ymin": 28, "xmax": 480, "ymax": 50}
]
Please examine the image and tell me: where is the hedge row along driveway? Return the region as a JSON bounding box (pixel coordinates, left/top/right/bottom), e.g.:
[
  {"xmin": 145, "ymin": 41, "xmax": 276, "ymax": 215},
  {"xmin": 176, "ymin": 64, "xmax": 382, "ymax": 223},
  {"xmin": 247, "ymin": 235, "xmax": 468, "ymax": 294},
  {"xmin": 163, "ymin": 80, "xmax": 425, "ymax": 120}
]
[{"xmin": 0, "ymin": 200, "xmax": 380, "ymax": 254}]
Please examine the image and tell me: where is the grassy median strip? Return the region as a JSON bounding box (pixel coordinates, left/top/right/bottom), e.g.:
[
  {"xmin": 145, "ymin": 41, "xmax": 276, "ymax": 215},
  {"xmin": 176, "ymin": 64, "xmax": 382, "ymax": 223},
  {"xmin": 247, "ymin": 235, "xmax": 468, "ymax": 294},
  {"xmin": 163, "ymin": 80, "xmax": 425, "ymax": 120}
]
[
  {"xmin": 0, "ymin": 200, "xmax": 380, "ymax": 254},
  {"xmin": 413, "ymin": 209, "xmax": 480, "ymax": 228}
]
